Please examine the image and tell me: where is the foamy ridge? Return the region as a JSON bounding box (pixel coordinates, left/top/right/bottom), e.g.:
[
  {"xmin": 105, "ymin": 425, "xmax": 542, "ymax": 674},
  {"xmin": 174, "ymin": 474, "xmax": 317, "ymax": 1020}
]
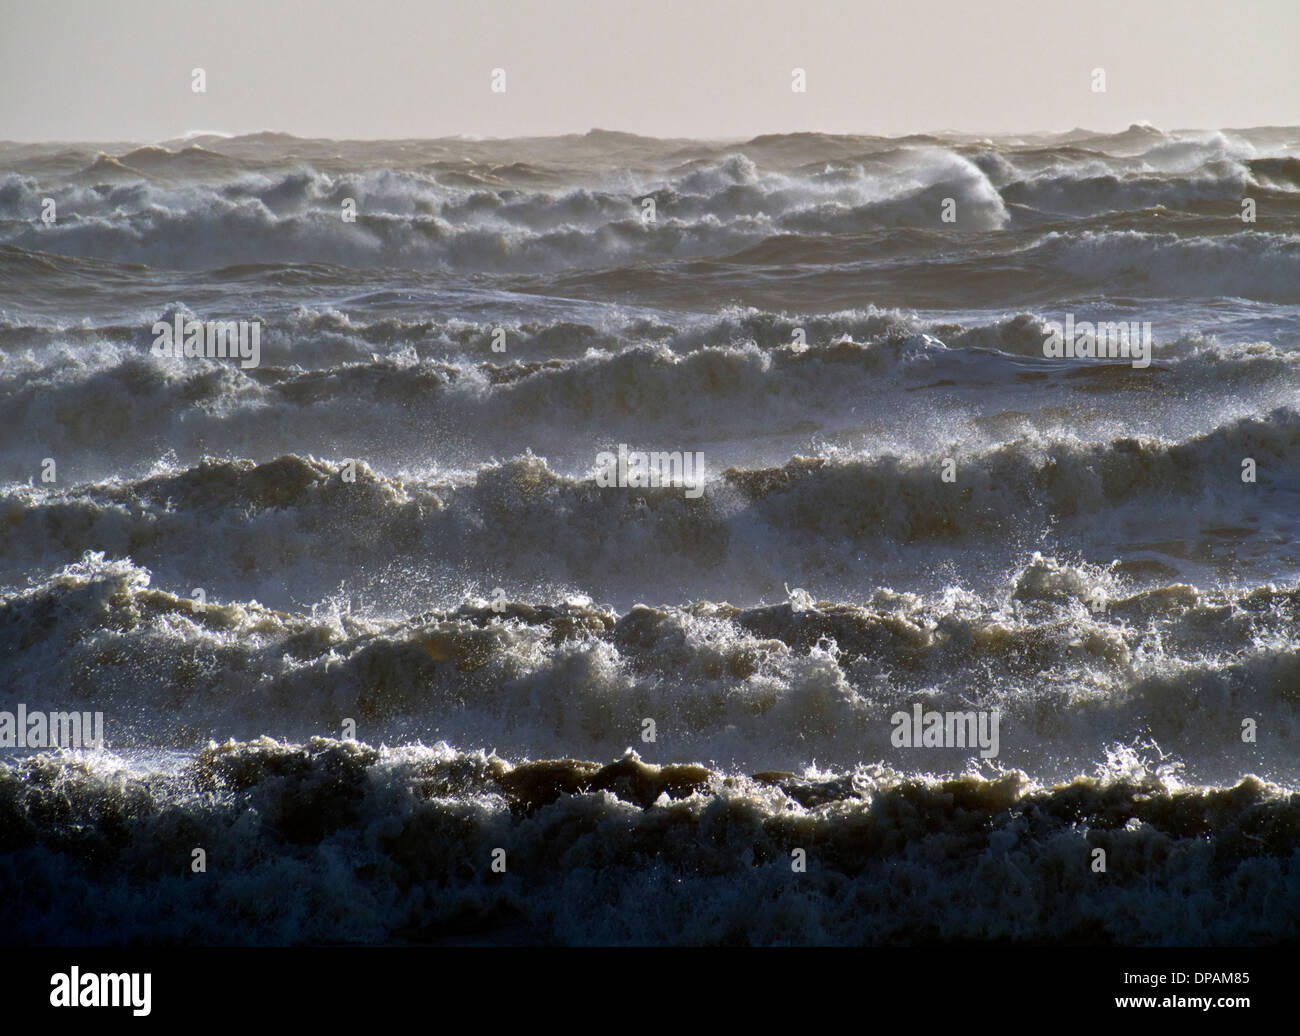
[
  {"xmin": 4, "ymin": 407, "xmax": 1296, "ymax": 595},
  {"xmin": 1, "ymin": 551, "xmax": 1297, "ymax": 783},
  {"xmin": 2, "ymin": 739, "xmax": 1297, "ymax": 945}
]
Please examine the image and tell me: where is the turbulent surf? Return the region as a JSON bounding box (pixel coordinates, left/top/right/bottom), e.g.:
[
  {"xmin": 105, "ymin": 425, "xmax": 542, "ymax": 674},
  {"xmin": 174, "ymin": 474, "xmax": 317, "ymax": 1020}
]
[{"xmin": 2, "ymin": 125, "xmax": 1298, "ymax": 944}]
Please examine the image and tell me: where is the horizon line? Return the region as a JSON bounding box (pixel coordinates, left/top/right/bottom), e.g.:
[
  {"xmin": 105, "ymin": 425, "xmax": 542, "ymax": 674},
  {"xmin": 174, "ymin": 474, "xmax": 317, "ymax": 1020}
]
[{"xmin": 4, "ymin": 121, "xmax": 1298, "ymax": 147}]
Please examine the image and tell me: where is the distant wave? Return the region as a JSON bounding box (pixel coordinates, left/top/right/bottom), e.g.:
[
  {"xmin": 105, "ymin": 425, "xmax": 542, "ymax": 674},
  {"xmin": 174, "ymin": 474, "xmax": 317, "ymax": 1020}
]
[{"xmin": 3, "ymin": 126, "xmax": 1296, "ymax": 278}]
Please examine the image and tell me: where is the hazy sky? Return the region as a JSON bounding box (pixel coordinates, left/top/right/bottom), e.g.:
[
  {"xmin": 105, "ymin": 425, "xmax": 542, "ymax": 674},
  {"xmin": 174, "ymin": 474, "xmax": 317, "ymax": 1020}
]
[{"xmin": 2, "ymin": 0, "xmax": 1297, "ymax": 141}]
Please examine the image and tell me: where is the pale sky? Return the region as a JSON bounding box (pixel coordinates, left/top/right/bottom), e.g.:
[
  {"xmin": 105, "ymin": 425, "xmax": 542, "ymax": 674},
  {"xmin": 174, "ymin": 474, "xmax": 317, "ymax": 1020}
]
[{"xmin": 1, "ymin": 0, "xmax": 1297, "ymax": 141}]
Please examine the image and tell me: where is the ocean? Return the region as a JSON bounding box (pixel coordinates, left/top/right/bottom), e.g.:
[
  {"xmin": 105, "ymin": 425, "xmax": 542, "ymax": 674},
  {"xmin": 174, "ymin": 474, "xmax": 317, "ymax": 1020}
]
[{"xmin": 2, "ymin": 124, "xmax": 1299, "ymax": 945}]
